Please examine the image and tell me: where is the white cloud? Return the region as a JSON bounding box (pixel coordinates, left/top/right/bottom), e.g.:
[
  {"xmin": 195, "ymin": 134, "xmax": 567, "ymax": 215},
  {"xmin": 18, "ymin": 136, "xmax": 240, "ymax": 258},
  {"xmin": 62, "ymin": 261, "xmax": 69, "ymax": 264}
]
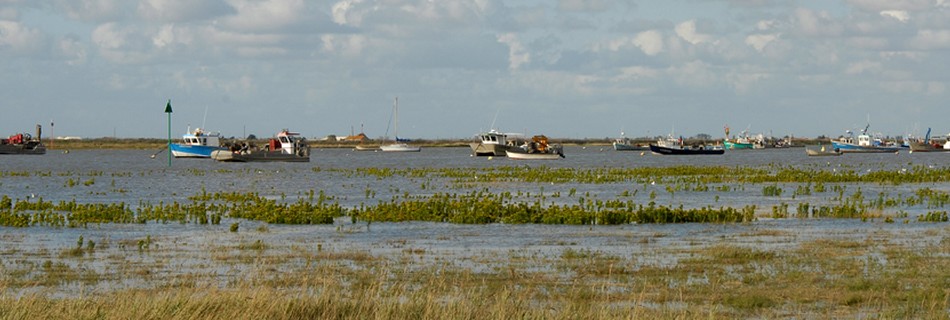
[
  {"xmin": 633, "ymin": 30, "xmax": 663, "ymax": 56},
  {"xmin": 57, "ymin": 36, "xmax": 88, "ymax": 65},
  {"xmin": 675, "ymin": 20, "xmax": 712, "ymax": 45},
  {"xmin": 498, "ymin": 33, "xmax": 530, "ymax": 70},
  {"xmin": 331, "ymin": 0, "xmax": 364, "ymax": 26},
  {"xmin": 845, "ymin": 0, "xmax": 933, "ymax": 12},
  {"xmin": 845, "ymin": 60, "xmax": 882, "ymax": 74},
  {"xmin": 558, "ymin": 0, "xmax": 609, "ymax": 12},
  {"xmin": 909, "ymin": 29, "xmax": 950, "ymax": 49},
  {"xmin": 137, "ymin": 0, "xmax": 233, "ymax": 23},
  {"xmin": 320, "ymin": 34, "xmax": 366, "ymax": 56},
  {"xmin": 669, "ymin": 60, "xmax": 716, "ymax": 88},
  {"xmin": 792, "ymin": 8, "xmax": 842, "ymax": 37},
  {"xmin": 0, "ymin": 20, "xmax": 44, "ymax": 55},
  {"xmin": 745, "ymin": 33, "xmax": 777, "ymax": 52},
  {"xmin": 879, "ymin": 10, "xmax": 909, "ymax": 22},
  {"xmin": 223, "ymin": 0, "xmax": 305, "ymax": 31},
  {"xmin": 55, "ymin": 0, "xmax": 126, "ymax": 22}
]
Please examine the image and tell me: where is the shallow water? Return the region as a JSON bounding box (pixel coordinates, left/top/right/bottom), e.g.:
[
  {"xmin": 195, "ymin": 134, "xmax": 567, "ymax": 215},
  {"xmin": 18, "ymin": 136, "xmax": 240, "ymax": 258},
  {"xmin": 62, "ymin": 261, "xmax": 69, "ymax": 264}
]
[{"xmin": 1, "ymin": 147, "xmax": 948, "ymax": 295}]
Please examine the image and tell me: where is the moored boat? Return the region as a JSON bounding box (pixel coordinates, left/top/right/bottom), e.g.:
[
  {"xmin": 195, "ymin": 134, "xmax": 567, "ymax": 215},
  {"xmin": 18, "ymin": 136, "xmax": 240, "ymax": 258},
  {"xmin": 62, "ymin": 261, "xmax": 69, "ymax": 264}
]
[
  {"xmin": 723, "ymin": 126, "xmax": 754, "ymax": 149},
  {"xmin": 649, "ymin": 144, "xmax": 724, "ymax": 155},
  {"xmin": 211, "ymin": 129, "xmax": 310, "ymax": 162},
  {"xmin": 907, "ymin": 128, "xmax": 950, "ymax": 152},
  {"xmin": 471, "ymin": 129, "xmax": 517, "ymax": 156},
  {"xmin": 649, "ymin": 134, "xmax": 723, "ymax": 155},
  {"xmin": 0, "ymin": 125, "xmax": 46, "ymax": 155},
  {"xmin": 831, "ymin": 124, "xmax": 900, "ymax": 153},
  {"xmin": 805, "ymin": 145, "xmax": 842, "ymax": 156},
  {"xmin": 506, "ymin": 135, "xmax": 564, "ymax": 160},
  {"xmin": 612, "ymin": 131, "xmax": 647, "ymax": 151},
  {"xmin": 380, "ymin": 97, "xmax": 421, "ymax": 152},
  {"xmin": 170, "ymin": 127, "xmax": 225, "ymax": 158}
]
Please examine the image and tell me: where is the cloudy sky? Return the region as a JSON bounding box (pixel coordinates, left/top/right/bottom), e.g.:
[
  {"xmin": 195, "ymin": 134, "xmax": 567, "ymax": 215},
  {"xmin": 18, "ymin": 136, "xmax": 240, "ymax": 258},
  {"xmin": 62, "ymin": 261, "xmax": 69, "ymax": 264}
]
[{"xmin": 1, "ymin": 0, "xmax": 948, "ymax": 140}]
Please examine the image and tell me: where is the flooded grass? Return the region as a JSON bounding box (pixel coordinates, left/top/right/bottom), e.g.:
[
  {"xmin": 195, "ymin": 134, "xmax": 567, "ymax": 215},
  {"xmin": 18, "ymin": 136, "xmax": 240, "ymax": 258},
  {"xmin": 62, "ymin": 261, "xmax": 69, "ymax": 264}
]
[{"xmin": 1, "ymin": 155, "xmax": 949, "ymax": 317}]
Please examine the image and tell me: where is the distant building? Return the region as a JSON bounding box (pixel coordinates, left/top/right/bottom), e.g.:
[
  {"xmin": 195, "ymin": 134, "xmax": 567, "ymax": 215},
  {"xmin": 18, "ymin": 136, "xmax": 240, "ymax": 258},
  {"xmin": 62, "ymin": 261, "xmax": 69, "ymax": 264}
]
[{"xmin": 342, "ymin": 133, "xmax": 368, "ymax": 142}]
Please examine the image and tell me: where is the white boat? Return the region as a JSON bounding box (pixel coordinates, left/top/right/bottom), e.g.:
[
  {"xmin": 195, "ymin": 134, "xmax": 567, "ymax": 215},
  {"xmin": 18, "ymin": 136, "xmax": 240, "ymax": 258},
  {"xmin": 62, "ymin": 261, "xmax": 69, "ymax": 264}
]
[
  {"xmin": 805, "ymin": 145, "xmax": 842, "ymax": 156},
  {"xmin": 612, "ymin": 131, "xmax": 647, "ymax": 151},
  {"xmin": 831, "ymin": 123, "xmax": 900, "ymax": 153},
  {"xmin": 471, "ymin": 129, "xmax": 517, "ymax": 156},
  {"xmin": 211, "ymin": 129, "xmax": 310, "ymax": 162},
  {"xmin": 170, "ymin": 127, "xmax": 225, "ymax": 158},
  {"xmin": 380, "ymin": 97, "xmax": 421, "ymax": 152},
  {"xmin": 506, "ymin": 135, "xmax": 564, "ymax": 160}
]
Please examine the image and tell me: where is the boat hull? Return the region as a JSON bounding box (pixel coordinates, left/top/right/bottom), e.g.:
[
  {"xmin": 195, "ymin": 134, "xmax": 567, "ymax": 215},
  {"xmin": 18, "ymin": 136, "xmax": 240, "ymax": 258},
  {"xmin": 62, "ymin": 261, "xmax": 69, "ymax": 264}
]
[
  {"xmin": 831, "ymin": 141, "xmax": 900, "ymax": 153},
  {"xmin": 805, "ymin": 148, "xmax": 842, "ymax": 156},
  {"xmin": 506, "ymin": 150, "xmax": 564, "ymax": 160},
  {"xmin": 0, "ymin": 143, "xmax": 46, "ymax": 155},
  {"xmin": 380, "ymin": 143, "xmax": 421, "ymax": 152},
  {"xmin": 170, "ymin": 144, "xmax": 225, "ymax": 158},
  {"xmin": 649, "ymin": 144, "xmax": 724, "ymax": 155},
  {"xmin": 723, "ymin": 141, "xmax": 754, "ymax": 149},
  {"xmin": 908, "ymin": 142, "xmax": 950, "ymax": 152},
  {"xmin": 210, "ymin": 150, "xmax": 310, "ymax": 162},
  {"xmin": 470, "ymin": 142, "xmax": 510, "ymax": 156},
  {"xmin": 354, "ymin": 145, "xmax": 380, "ymax": 151},
  {"xmin": 612, "ymin": 142, "xmax": 647, "ymax": 151}
]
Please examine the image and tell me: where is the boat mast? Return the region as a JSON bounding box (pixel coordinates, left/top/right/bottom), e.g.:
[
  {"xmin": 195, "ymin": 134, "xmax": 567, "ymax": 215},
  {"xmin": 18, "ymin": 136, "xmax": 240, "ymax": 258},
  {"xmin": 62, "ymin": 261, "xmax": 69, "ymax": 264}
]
[{"xmin": 393, "ymin": 97, "xmax": 399, "ymax": 141}]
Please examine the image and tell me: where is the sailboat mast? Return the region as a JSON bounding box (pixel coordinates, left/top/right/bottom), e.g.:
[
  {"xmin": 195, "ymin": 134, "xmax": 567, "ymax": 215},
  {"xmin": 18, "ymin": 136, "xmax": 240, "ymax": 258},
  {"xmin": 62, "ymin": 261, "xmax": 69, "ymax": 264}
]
[{"xmin": 393, "ymin": 97, "xmax": 399, "ymax": 140}]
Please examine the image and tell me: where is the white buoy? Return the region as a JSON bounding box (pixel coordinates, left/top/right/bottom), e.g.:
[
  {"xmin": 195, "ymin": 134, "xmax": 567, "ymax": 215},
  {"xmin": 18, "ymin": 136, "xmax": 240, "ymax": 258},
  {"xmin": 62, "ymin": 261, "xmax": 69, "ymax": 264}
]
[{"xmin": 487, "ymin": 156, "xmax": 493, "ymax": 160}]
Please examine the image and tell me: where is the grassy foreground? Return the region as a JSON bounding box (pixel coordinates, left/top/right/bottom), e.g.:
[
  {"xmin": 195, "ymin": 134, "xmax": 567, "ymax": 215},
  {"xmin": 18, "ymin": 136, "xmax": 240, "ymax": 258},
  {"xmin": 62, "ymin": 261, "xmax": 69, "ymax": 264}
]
[{"xmin": 1, "ymin": 226, "xmax": 947, "ymax": 319}]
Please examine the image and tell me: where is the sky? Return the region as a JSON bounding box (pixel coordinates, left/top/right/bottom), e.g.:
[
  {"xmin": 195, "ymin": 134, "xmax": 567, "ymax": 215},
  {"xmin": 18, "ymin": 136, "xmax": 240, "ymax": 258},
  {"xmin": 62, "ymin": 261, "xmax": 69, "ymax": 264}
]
[{"xmin": 1, "ymin": 0, "xmax": 949, "ymax": 140}]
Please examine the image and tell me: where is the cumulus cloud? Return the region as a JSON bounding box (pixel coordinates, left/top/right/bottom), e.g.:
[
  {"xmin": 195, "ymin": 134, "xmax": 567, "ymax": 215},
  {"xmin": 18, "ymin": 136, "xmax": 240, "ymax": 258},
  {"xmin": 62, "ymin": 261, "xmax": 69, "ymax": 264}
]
[
  {"xmin": 137, "ymin": 0, "xmax": 234, "ymax": 23},
  {"xmin": 845, "ymin": 60, "xmax": 882, "ymax": 74},
  {"xmin": 675, "ymin": 20, "xmax": 712, "ymax": 45},
  {"xmin": 222, "ymin": 0, "xmax": 305, "ymax": 32},
  {"xmin": 909, "ymin": 29, "xmax": 950, "ymax": 49},
  {"xmin": 331, "ymin": 0, "xmax": 364, "ymax": 26},
  {"xmin": 54, "ymin": 0, "xmax": 127, "ymax": 22},
  {"xmin": 745, "ymin": 33, "xmax": 778, "ymax": 52},
  {"xmin": 845, "ymin": 0, "xmax": 933, "ymax": 12},
  {"xmin": 0, "ymin": 20, "xmax": 46, "ymax": 55},
  {"xmin": 879, "ymin": 10, "xmax": 909, "ymax": 22},
  {"xmin": 498, "ymin": 32, "xmax": 530, "ymax": 70},
  {"xmin": 558, "ymin": 0, "xmax": 609, "ymax": 12},
  {"xmin": 633, "ymin": 30, "xmax": 664, "ymax": 56}
]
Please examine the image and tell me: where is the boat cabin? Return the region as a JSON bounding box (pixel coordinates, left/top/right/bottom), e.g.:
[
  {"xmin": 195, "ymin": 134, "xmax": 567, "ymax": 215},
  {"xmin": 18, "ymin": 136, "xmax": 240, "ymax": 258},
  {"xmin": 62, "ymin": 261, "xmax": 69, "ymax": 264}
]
[
  {"xmin": 181, "ymin": 128, "xmax": 221, "ymax": 147},
  {"xmin": 477, "ymin": 130, "xmax": 508, "ymax": 145},
  {"xmin": 271, "ymin": 129, "xmax": 308, "ymax": 155}
]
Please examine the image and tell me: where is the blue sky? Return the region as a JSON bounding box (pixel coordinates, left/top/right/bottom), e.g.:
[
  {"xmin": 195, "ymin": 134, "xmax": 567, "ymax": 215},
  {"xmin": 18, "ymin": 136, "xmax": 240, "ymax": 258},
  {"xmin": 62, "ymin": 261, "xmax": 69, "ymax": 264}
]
[{"xmin": 1, "ymin": 0, "xmax": 948, "ymax": 139}]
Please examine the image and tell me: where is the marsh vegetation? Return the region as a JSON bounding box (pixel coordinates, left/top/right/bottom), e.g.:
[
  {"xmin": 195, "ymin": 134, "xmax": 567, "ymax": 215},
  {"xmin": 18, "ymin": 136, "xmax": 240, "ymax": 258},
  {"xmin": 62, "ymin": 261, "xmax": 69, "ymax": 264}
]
[{"xmin": 0, "ymin": 148, "xmax": 948, "ymax": 318}]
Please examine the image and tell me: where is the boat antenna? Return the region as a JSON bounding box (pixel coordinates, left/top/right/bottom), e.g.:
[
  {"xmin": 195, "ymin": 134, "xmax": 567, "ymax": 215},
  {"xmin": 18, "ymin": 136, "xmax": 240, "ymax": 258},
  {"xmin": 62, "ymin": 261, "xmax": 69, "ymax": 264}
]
[
  {"xmin": 489, "ymin": 107, "xmax": 501, "ymax": 131},
  {"xmin": 201, "ymin": 105, "xmax": 209, "ymax": 130}
]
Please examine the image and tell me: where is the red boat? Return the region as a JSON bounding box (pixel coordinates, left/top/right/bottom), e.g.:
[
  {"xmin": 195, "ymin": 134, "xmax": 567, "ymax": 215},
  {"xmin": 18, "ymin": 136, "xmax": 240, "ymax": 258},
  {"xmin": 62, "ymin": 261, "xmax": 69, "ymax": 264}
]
[{"xmin": 0, "ymin": 125, "xmax": 46, "ymax": 155}]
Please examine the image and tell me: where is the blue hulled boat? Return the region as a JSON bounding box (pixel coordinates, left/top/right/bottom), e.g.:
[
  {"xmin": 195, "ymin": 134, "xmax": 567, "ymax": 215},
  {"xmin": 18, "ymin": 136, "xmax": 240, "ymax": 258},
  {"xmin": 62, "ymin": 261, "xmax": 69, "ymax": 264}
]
[
  {"xmin": 831, "ymin": 124, "xmax": 900, "ymax": 153},
  {"xmin": 170, "ymin": 128, "xmax": 226, "ymax": 158}
]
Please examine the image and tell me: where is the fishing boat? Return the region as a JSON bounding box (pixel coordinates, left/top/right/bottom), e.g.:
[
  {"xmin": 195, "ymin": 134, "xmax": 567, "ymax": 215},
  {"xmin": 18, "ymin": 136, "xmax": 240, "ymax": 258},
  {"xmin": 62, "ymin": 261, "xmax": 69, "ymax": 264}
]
[
  {"xmin": 908, "ymin": 128, "xmax": 950, "ymax": 153},
  {"xmin": 723, "ymin": 125, "xmax": 754, "ymax": 149},
  {"xmin": 380, "ymin": 97, "xmax": 421, "ymax": 152},
  {"xmin": 0, "ymin": 125, "xmax": 46, "ymax": 155},
  {"xmin": 169, "ymin": 127, "xmax": 225, "ymax": 158},
  {"xmin": 470, "ymin": 129, "xmax": 517, "ymax": 156},
  {"xmin": 612, "ymin": 131, "xmax": 647, "ymax": 151},
  {"xmin": 831, "ymin": 124, "xmax": 901, "ymax": 153},
  {"xmin": 506, "ymin": 135, "xmax": 564, "ymax": 160},
  {"xmin": 805, "ymin": 145, "xmax": 842, "ymax": 156},
  {"xmin": 649, "ymin": 135, "xmax": 723, "ymax": 155},
  {"xmin": 211, "ymin": 129, "xmax": 310, "ymax": 162}
]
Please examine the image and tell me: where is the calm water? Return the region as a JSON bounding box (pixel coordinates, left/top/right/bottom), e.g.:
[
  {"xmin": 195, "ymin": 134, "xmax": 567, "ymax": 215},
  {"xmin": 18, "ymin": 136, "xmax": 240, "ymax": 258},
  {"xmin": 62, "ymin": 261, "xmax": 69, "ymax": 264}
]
[
  {"xmin": 2, "ymin": 146, "xmax": 948, "ymax": 209},
  {"xmin": 1, "ymin": 146, "xmax": 948, "ymax": 295}
]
